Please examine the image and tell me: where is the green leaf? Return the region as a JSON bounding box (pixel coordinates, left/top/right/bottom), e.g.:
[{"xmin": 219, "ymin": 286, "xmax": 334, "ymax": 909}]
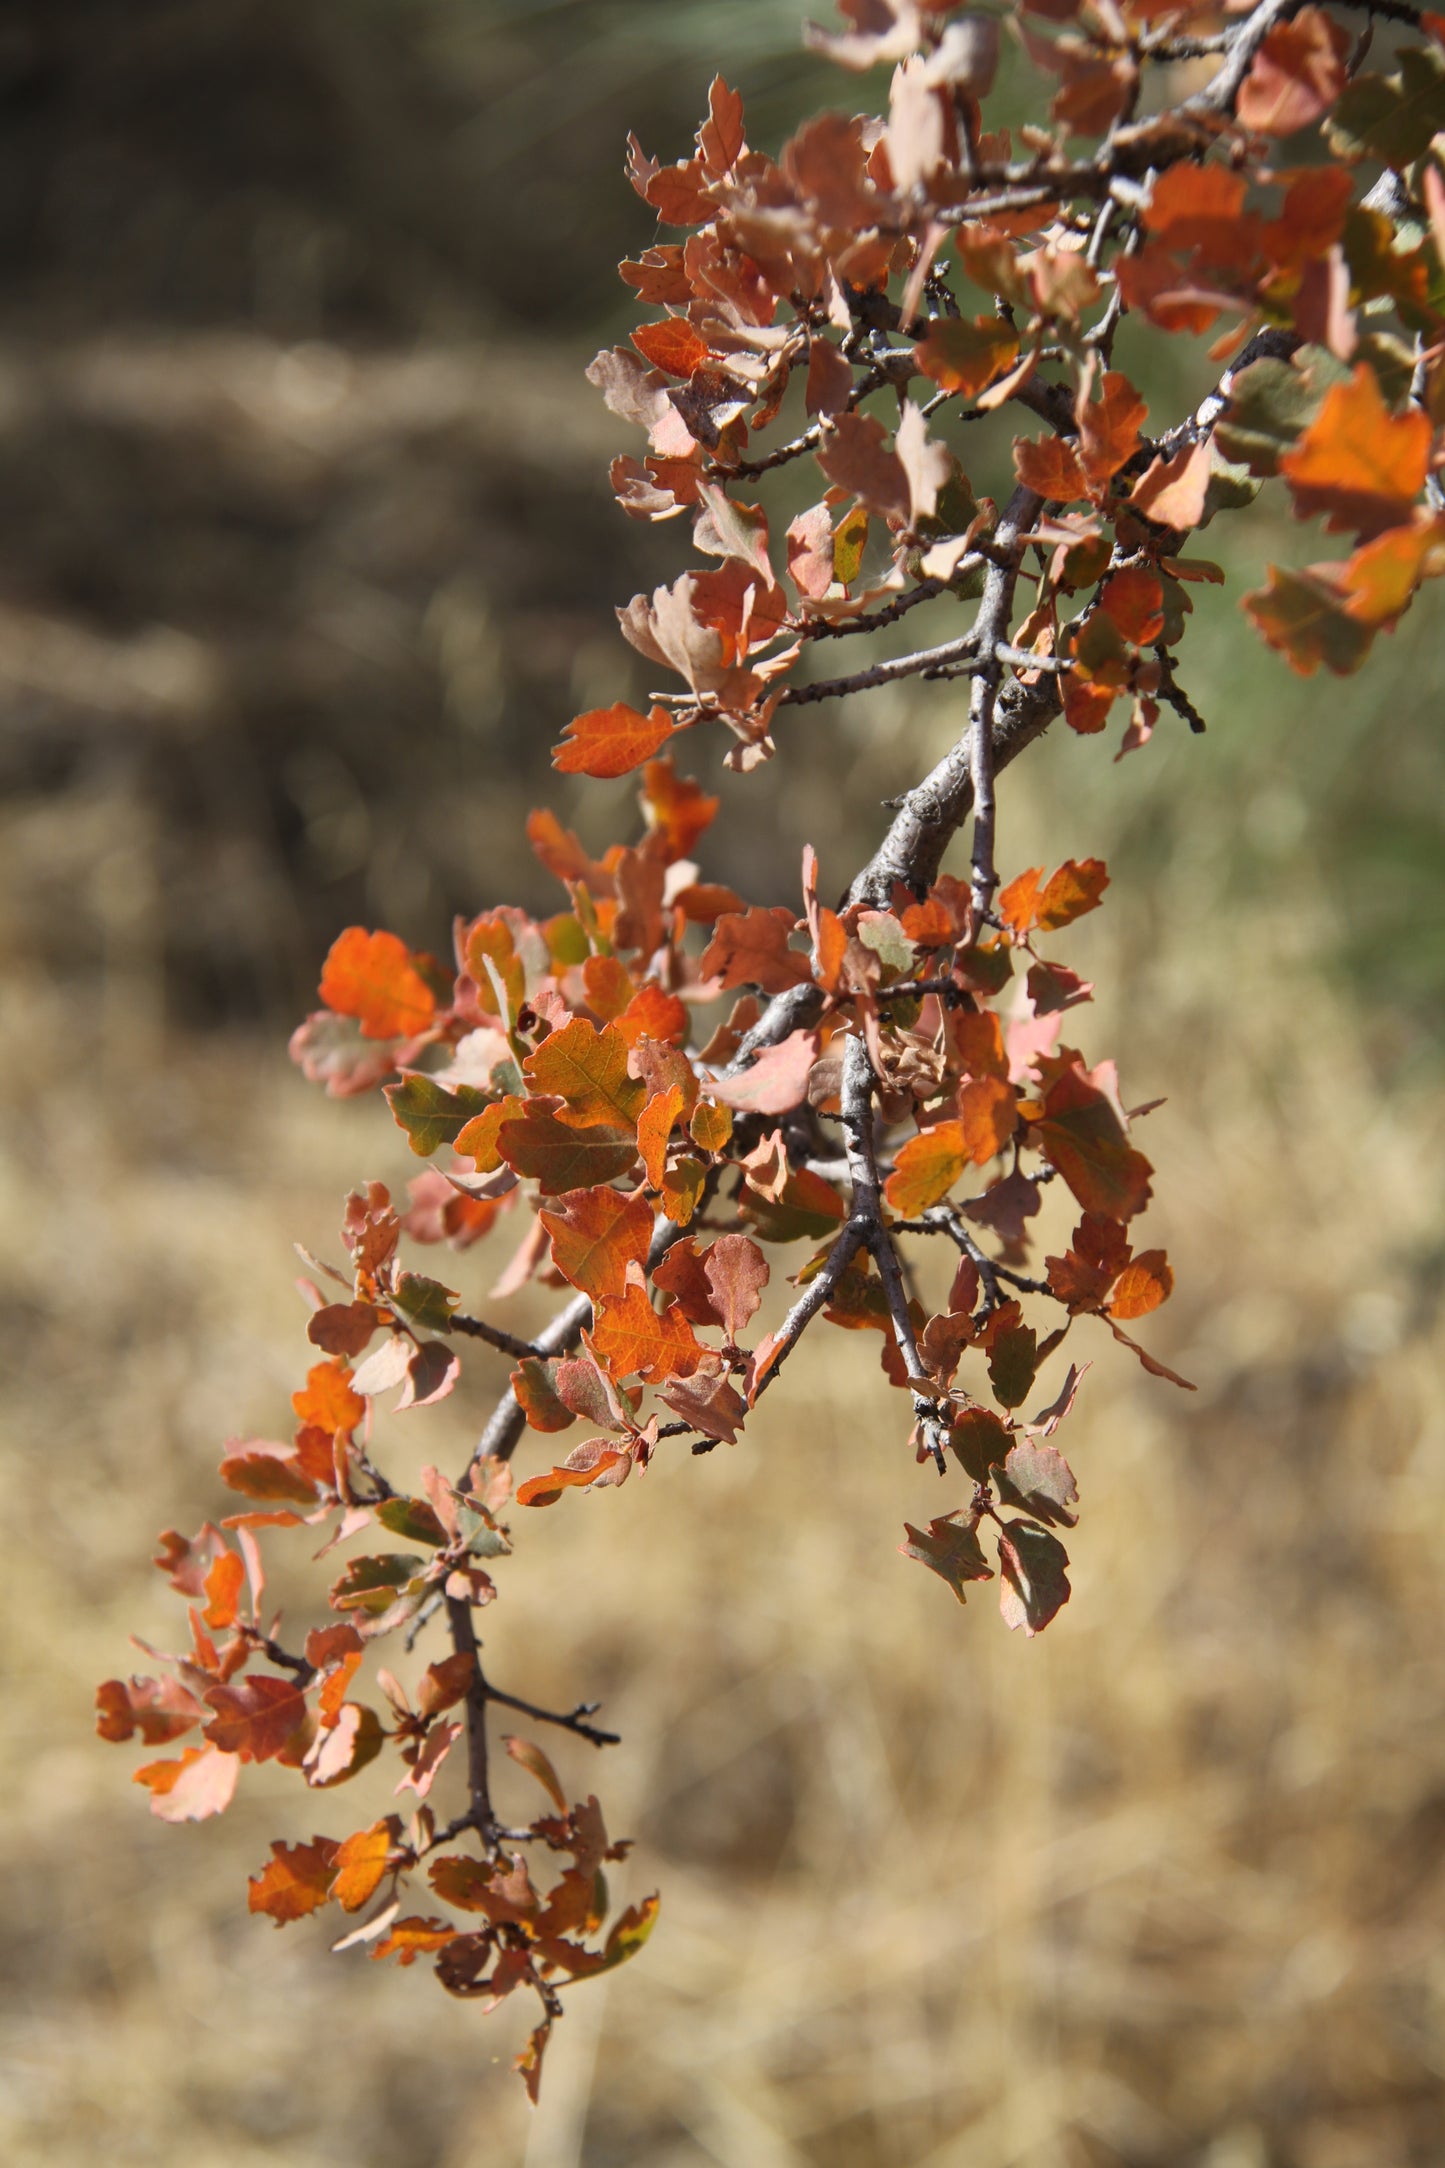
[
  {"xmin": 330, "ymin": 1554, "xmax": 427, "ymax": 1613},
  {"xmin": 1214, "ymin": 355, "xmax": 1330, "ymax": 477},
  {"xmin": 986, "ymin": 1318, "xmax": 1038, "ymax": 1409},
  {"xmin": 384, "ymin": 1073, "xmax": 493, "ymax": 1158},
  {"xmin": 391, "ymin": 1271, "xmax": 461, "ymax": 1333},
  {"xmin": 376, "ymin": 1497, "xmax": 449, "ymax": 1547},
  {"xmin": 1329, "ymin": 46, "xmax": 1445, "ymax": 168}
]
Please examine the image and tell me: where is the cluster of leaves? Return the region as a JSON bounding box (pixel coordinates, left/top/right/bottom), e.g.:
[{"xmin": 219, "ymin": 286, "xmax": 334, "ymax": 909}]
[{"xmin": 101, "ymin": 0, "xmax": 1445, "ymax": 2102}]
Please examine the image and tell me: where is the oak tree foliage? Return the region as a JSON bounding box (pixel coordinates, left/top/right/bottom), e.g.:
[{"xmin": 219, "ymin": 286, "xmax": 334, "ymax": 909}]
[{"xmin": 100, "ymin": 0, "xmax": 1445, "ymax": 2101}]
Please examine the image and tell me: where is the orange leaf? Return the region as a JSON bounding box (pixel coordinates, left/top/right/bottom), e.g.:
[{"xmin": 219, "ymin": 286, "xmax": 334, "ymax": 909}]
[
  {"xmin": 1099, "ymin": 568, "xmax": 1164, "ymax": 647},
  {"xmin": 248, "ymin": 1837, "xmax": 340, "ymax": 1924},
  {"xmin": 699, "ymin": 906, "xmax": 812, "ymax": 994},
  {"xmin": 637, "ymin": 1084, "xmax": 685, "ymax": 1187},
  {"xmin": 1108, "ymin": 1249, "xmax": 1174, "ymax": 1321},
  {"xmin": 553, "ymin": 702, "xmax": 675, "ymax": 779},
  {"xmin": 516, "ymin": 1439, "xmax": 633, "ymax": 1508},
  {"xmin": 371, "ymin": 1917, "xmax": 459, "ymax": 1966},
  {"xmin": 631, "ymin": 317, "xmax": 710, "ymax": 378},
  {"xmin": 690, "ymin": 1098, "xmax": 733, "ymax": 1153},
  {"xmin": 884, "ymin": 1123, "xmax": 968, "ymax": 1216},
  {"xmin": 1036, "ymin": 857, "xmax": 1110, "ymax": 931},
  {"xmin": 1013, "ymin": 435, "xmax": 1088, "ymax": 501},
  {"xmin": 319, "ymin": 928, "xmax": 436, "ymax": 1042},
  {"xmin": 203, "ymin": 1548, "xmax": 245, "ymax": 1631},
  {"xmin": 913, "ymin": 315, "xmax": 1019, "ymax": 397},
  {"xmin": 1076, "ymin": 370, "xmax": 1146, "ymax": 488},
  {"xmin": 333, "ymin": 1821, "xmax": 398, "ymax": 1913},
  {"xmin": 1128, "ymin": 438, "xmax": 1212, "ymax": 531},
  {"xmin": 1280, "ymin": 364, "xmax": 1431, "ymax": 538},
  {"xmin": 592, "ymin": 1280, "xmax": 706, "ymax": 1384},
  {"xmin": 639, "ymin": 756, "xmax": 720, "ymax": 859},
  {"xmin": 958, "ymin": 1074, "xmax": 1017, "ymax": 1165},
  {"xmin": 292, "ymin": 1358, "xmax": 366, "ymax": 1436},
  {"xmin": 539, "ymin": 1186, "xmax": 653, "ymax": 1301},
  {"xmin": 524, "ymin": 1018, "xmax": 646, "ymax": 1132}
]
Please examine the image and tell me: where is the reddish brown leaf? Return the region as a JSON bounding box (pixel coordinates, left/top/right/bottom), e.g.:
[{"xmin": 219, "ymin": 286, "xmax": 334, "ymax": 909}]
[
  {"xmin": 96, "ymin": 1674, "xmax": 205, "ymax": 1746},
  {"xmin": 703, "ymin": 1234, "xmax": 770, "ymax": 1340},
  {"xmin": 899, "ymin": 1512, "xmax": 994, "ymax": 1603},
  {"xmin": 914, "ymin": 315, "xmax": 1019, "ymax": 398},
  {"xmin": 516, "ymin": 1438, "xmax": 633, "ymax": 1508},
  {"xmin": 631, "ymin": 318, "xmax": 710, "ymax": 379},
  {"xmin": 1280, "ymin": 365, "xmax": 1430, "ymax": 539},
  {"xmin": 592, "ymin": 1279, "xmax": 706, "ymax": 1384},
  {"xmin": 1237, "ymin": 5, "xmax": 1348, "ymax": 136},
  {"xmin": 700, "ymin": 906, "xmax": 812, "ymax": 994},
  {"xmin": 539, "ymin": 1187, "xmax": 653, "ymax": 1301},
  {"xmin": 1013, "ymin": 434, "xmax": 1088, "ymax": 501},
  {"xmin": 202, "ymin": 1675, "xmax": 310, "ymax": 1763}
]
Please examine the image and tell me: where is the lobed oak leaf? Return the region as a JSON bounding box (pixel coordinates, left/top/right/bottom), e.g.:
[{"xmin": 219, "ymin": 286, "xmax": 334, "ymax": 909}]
[
  {"xmin": 703, "ymin": 1234, "xmax": 770, "ymax": 1341},
  {"xmin": 707, "ymin": 1027, "xmax": 819, "ymax": 1114},
  {"xmin": 539, "ymin": 1186, "xmax": 653, "ymax": 1301},
  {"xmin": 319, "ymin": 928, "xmax": 437, "ymax": 1042},
  {"xmin": 384, "ymin": 1074, "xmax": 492, "ymax": 1159},
  {"xmin": 1033, "ymin": 1060, "xmax": 1153, "ymax": 1221},
  {"xmin": 203, "ymin": 1548, "xmax": 246, "ymax": 1630},
  {"xmin": 949, "ymin": 1404, "xmax": 1013, "ymax": 1485},
  {"xmin": 996, "ymin": 1441, "xmax": 1079, "ymax": 1529},
  {"xmin": 1100, "ymin": 569, "xmax": 1165, "ymax": 648},
  {"xmin": 496, "ymin": 1105, "xmax": 639, "ymax": 1195},
  {"xmin": 700, "ymin": 905, "xmax": 812, "ymax": 994},
  {"xmin": 293, "ymin": 1359, "xmax": 365, "ymax": 1437},
  {"xmin": 639, "ymin": 754, "xmax": 719, "ymax": 860},
  {"xmin": 248, "ymin": 1837, "xmax": 339, "ymax": 1924},
  {"xmin": 1076, "ymin": 369, "xmax": 1147, "ymax": 488},
  {"xmin": 958, "ymin": 1073, "xmax": 1018, "ymax": 1164},
  {"xmin": 997, "ymin": 1521, "xmax": 1072, "ymax": 1636},
  {"xmin": 134, "ymin": 1743, "xmax": 240, "ymax": 1823},
  {"xmin": 1037, "ymin": 857, "xmax": 1110, "ymax": 931},
  {"xmin": 1013, "ymin": 434, "xmax": 1088, "ymax": 502},
  {"xmin": 289, "ymin": 1010, "xmax": 400, "ymax": 1097},
  {"xmin": 964, "ymin": 1168, "xmax": 1042, "ymax": 1245},
  {"xmin": 740, "ymin": 1165, "xmax": 847, "ymax": 1243},
  {"xmin": 553, "ymin": 702, "xmax": 675, "ymax": 780},
  {"xmin": 333, "ymin": 1820, "xmax": 400, "ymax": 1912},
  {"xmin": 1237, "ymin": 6, "xmax": 1349, "ymax": 137},
  {"xmin": 1127, "ymin": 438, "xmax": 1213, "ymax": 532},
  {"xmin": 516, "ymin": 1438, "xmax": 633, "ymax": 1509},
  {"xmin": 203, "ymin": 1675, "xmax": 309, "ymax": 1763},
  {"xmin": 637, "ymin": 1083, "xmax": 685, "ymax": 1187},
  {"xmin": 659, "ymin": 1355, "xmax": 749, "ymax": 1443},
  {"xmin": 329, "ymin": 1553, "xmax": 427, "ymax": 1615},
  {"xmin": 899, "ymin": 1511, "xmax": 994, "ymax": 1604},
  {"xmin": 884, "ymin": 1122, "xmax": 968, "ymax": 1216},
  {"xmin": 631, "ymin": 318, "xmax": 710, "ymax": 379},
  {"xmin": 1108, "ymin": 1249, "xmax": 1174, "ymax": 1321},
  {"xmin": 592, "ymin": 1277, "xmax": 706, "ymax": 1384},
  {"xmin": 524, "ymin": 1019, "xmax": 646, "ymax": 1132},
  {"xmin": 96, "ymin": 1673, "xmax": 205, "ymax": 1746},
  {"xmin": 372, "ymin": 1916, "xmax": 459, "ymax": 1966},
  {"xmin": 1280, "ymin": 364, "xmax": 1430, "ymax": 538},
  {"xmin": 914, "ymin": 316, "xmax": 1019, "ymax": 399}
]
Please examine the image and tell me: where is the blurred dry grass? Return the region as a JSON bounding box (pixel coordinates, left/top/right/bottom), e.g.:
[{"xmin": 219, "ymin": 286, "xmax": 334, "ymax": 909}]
[
  {"xmin": 3, "ymin": 768, "xmax": 1444, "ymax": 2168},
  {"xmin": 2, "ymin": 3, "xmax": 1445, "ymax": 2163}
]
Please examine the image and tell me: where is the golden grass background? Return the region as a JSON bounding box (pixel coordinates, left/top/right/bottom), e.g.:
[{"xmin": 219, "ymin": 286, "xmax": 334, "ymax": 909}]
[{"xmin": 2, "ymin": 5, "xmax": 1445, "ymax": 2163}]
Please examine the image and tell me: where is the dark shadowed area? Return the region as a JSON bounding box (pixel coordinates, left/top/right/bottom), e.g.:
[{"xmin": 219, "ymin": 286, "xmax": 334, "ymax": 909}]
[{"xmin": 2, "ymin": 6, "xmax": 1444, "ymax": 2167}]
